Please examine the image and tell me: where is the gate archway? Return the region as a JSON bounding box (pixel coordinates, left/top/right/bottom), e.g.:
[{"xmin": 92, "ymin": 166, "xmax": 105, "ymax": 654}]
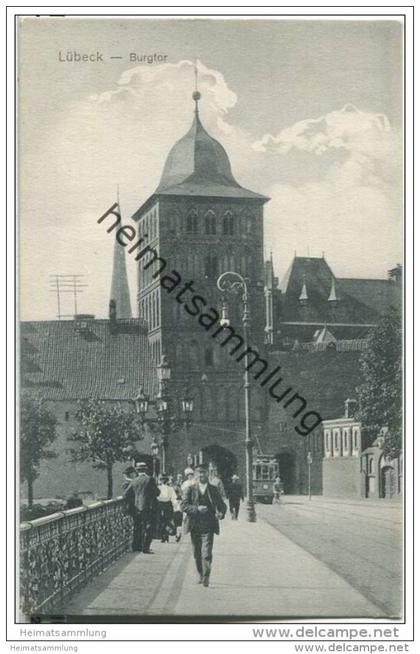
[{"xmin": 275, "ymin": 451, "xmax": 297, "ymax": 494}]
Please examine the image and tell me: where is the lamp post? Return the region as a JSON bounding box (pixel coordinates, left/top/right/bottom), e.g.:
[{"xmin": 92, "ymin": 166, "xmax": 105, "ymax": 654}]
[
  {"xmin": 134, "ymin": 356, "xmax": 194, "ymax": 476},
  {"xmin": 217, "ymin": 271, "xmax": 257, "ymax": 523},
  {"xmin": 150, "ymin": 438, "xmax": 159, "ymax": 478},
  {"xmin": 307, "ymin": 451, "xmax": 313, "ymax": 500}
]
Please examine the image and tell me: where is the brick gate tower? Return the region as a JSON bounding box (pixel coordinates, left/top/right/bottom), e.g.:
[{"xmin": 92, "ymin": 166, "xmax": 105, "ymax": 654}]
[{"xmin": 131, "ymin": 89, "xmax": 270, "ymax": 479}]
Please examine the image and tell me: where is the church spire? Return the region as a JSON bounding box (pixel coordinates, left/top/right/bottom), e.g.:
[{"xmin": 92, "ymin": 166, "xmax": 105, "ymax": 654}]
[{"xmin": 110, "ymin": 189, "xmax": 132, "ymax": 319}]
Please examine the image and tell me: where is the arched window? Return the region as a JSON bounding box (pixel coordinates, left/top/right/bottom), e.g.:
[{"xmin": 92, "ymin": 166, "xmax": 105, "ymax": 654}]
[
  {"xmin": 352, "ymin": 427, "xmax": 359, "ymax": 454},
  {"xmin": 223, "ymin": 211, "xmax": 234, "ymax": 235},
  {"xmin": 204, "ymin": 255, "xmax": 218, "ymax": 278},
  {"xmin": 190, "ymin": 341, "xmax": 200, "ymax": 369},
  {"xmin": 247, "ymin": 215, "xmax": 253, "ymax": 234},
  {"xmin": 343, "ymin": 429, "xmax": 349, "ymax": 452},
  {"xmin": 151, "ymin": 292, "xmax": 156, "ymax": 329},
  {"xmin": 187, "ymin": 209, "xmax": 198, "ymax": 234},
  {"xmin": 202, "ymin": 386, "xmax": 213, "ymax": 419},
  {"xmin": 324, "ymin": 430, "xmax": 331, "ymax": 456},
  {"xmin": 205, "ymin": 210, "xmax": 216, "ymax": 235},
  {"xmin": 204, "ymin": 347, "xmax": 214, "ymax": 367},
  {"xmin": 241, "ymin": 255, "xmax": 247, "ymax": 275}
]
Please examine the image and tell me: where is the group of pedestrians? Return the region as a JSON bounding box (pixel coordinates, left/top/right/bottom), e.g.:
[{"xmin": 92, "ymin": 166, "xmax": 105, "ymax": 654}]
[{"xmin": 122, "ymin": 461, "xmax": 244, "ymax": 587}]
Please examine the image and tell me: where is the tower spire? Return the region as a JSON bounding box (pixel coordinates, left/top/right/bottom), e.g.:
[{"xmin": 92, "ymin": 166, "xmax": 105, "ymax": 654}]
[
  {"xmin": 110, "ymin": 189, "xmax": 132, "ymax": 320},
  {"xmin": 192, "ymin": 59, "xmax": 201, "ymax": 115}
]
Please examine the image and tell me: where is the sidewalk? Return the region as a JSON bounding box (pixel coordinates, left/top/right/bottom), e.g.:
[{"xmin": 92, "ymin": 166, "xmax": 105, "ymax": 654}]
[
  {"xmin": 65, "ymin": 515, "xmax": 385, "ymax": 618},
  {"xmin": 282, "ymin": 494, "xmax": 403, "ymax": 510}
]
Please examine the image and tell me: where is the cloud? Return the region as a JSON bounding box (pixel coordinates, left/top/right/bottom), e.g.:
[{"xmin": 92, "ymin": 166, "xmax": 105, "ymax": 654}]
[
  {"xmin": 20, "ymin": 61, "xmax": 402, "ymax": 320},
  {"xmin": 253, "ymin": 104, "xmax": 391, "ymax": 156},
  {"xmin": 20, "ymin": 59, "xmax": 244, "ymax": 320},
  {"xmin": 251, "ymin": 104, "xmax": 402, "ymax": 280}
]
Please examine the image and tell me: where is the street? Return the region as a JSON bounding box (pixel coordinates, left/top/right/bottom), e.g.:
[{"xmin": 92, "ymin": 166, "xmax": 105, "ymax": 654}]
[{"xmin": 64, "ymin": 497, "xmax": 403, "ymax": 620}]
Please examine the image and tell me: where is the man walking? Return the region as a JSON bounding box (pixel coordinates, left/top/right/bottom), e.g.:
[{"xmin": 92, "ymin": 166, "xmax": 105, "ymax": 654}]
[
  {"xmin": 157, "ymin": 474, "xmax": 176, "ymax": 543},
  {"xmin": 226, "ymin": 474, "xmax": 243, "ymax": 520},
  {"xmin": 181, "ymin": 463, "xmax": 226, "ymax": 587},
  {"xmin": 124, "ymin": 461, "xmax": 159, "ymax": 553}
]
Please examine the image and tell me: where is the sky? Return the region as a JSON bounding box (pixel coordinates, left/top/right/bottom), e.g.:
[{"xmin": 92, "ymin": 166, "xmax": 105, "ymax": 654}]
[{"xmin": 18, "ymin": 17, "xmax": 403, "ymax": 320}]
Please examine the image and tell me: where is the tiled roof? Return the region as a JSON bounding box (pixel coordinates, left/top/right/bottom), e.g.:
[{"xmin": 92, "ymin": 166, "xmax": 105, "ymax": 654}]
[
  {"xmin": 278, "ymin": 257, "xmax": 382, "ymax": 326},
  {"xmin": 337, "ymin": 278, "xmax": 401, "ymax": 315},
  {"xmin": 21, "ymin": 319, "xmax": 156, "ymax": 401}
]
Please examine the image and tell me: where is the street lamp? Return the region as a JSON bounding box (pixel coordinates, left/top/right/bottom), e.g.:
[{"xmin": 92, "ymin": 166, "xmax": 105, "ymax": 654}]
[
  {"xmin": 216, "ymin": 270, "xmax": 257, "ymax": 523},
  {"xmin": 307, "ymin": 451, "xmax": 313, "ymax": 500},
  {"xmin": 181, "ymin": 386, "xmax": 194, "ymax": 425},
  {"xmin": 157, "ymin": 354, "xmax": 171, "ymax": 383},
  {"xmin": 150, "ymin": 438, "xmax": 159, "ymax": 478},
  {"xmin": 134, "ymin": 387, "xmax": 149, "ymax": 415},
  {"xmin": 134, "ymin": 356, "xmax": 194, "ymax": 477}
]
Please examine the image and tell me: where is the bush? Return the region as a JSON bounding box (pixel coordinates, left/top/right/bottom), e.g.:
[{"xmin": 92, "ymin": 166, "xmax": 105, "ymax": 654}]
[{"xmin": 20, "ymin": 501, "xmax": 65, "ymax": 522}]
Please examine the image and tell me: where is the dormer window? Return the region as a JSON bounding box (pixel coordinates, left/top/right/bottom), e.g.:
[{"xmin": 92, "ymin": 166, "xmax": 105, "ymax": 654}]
[
  {"xmin": 299, "ymin": 277, "xmax": 308, "ymax": 306},
  {"xmin": 328, "ymin": 277, "xmax": 338, "ymax": 304}
]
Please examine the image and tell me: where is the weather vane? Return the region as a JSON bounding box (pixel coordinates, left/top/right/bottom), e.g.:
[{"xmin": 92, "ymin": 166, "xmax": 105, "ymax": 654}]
[{"xmin": 192, "ymin": 59, "xmax": 201, "ymax": 114}]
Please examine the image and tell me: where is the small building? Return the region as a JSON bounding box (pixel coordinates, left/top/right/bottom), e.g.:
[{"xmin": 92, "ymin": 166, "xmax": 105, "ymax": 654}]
[
  {"xmin": 321, "ymin": 409, "xmax": 402, "ymax": 499},
  {"xmin": 20, "ymin": 310, "xmax": 155, "ymax": 500},
  {"xmin": 322, "ymin": 408, "xmax": 362, "ymax": 498},
  {"xmin": 360, "ymin": 433, "xmax": 403, "ymax": 499}
]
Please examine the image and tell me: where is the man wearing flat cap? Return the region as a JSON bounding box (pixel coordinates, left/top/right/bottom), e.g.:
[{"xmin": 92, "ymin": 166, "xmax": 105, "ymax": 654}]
[
  {"xmin": 124, "ymin": 461, "xmax": 159, "ymax": 553},
  {"xmin": 181, "ymin": 463, "xmax": 227, "ymax": 587}
]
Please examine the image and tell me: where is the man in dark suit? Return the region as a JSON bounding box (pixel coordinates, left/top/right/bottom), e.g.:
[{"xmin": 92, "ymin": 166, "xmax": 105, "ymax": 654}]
[
  {"xmin": 181, "ymin": 463, "xmax": 227, "ymax": 587},
  {"xmin": 124, "ymin": 461, "xmax": 159, "ymax": 553},
  {"xmin": 226, "ymin": 474, "xmax": 244, "ymax": 520}
]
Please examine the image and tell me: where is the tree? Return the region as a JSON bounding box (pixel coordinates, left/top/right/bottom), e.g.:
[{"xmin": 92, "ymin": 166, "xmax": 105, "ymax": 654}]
[
  {"xmin": 388, "ymin": 263, "xmax": 402, "ymax": 285},
  {"xmin": 356, "ymin": 307, "xmax": 402, "ymax": 459},
  {"xmin": 69, "ymin": 399, "xmax": 141, "ymax": 499},
  {"xmin": 20, "ymin": 394, "xmax": 58, "ymax": 506}
]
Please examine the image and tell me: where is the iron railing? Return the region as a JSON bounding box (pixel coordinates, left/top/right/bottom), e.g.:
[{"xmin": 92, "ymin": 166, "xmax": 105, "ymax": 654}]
[{"xmin": 20, "ymin": 498, "xmax": 132, "ymax": 615}]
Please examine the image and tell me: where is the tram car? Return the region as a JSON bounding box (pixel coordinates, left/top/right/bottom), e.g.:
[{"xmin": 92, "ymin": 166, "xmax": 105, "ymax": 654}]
[{"xmin": 252, "ymin": 454, "xmax": 279, "ymax": 504}]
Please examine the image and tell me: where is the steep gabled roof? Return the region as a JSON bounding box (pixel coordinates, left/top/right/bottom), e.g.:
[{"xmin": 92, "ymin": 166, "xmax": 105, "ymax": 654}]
[
  {"xmin": 337, "ymin": 278, "xmax": 401, "ymax": 315},
  {"xmin": 279, "ymin": 256, "xmax": 380, "ymax": 325}
]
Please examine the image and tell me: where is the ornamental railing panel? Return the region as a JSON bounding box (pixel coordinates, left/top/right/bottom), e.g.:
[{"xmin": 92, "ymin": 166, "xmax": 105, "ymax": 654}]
[{"xmin": 20, "ymin": 498, "xmax": 132, "ymax": 616}]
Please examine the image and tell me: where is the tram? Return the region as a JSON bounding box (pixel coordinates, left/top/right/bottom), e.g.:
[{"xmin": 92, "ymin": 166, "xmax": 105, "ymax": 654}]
[{"xmin": 252, "ymin": 454, "xmax": 279, "ymax": 504}]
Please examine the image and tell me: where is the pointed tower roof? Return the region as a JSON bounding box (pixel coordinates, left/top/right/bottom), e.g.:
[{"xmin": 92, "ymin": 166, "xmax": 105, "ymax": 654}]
[
  {"xmin": 328, "ymin": 276, "xmax": 338, "ymax": 302},
  {"xmin": 299, "ymin": 277, "xmax": 308, "ymax": 302},
  {"xmin": 110, "ymin": 200, "xmax": 132, "ymax": 319},
  {"xmin": 153, "ymin": 90, "xmax": 268, "ymax": 201}
]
